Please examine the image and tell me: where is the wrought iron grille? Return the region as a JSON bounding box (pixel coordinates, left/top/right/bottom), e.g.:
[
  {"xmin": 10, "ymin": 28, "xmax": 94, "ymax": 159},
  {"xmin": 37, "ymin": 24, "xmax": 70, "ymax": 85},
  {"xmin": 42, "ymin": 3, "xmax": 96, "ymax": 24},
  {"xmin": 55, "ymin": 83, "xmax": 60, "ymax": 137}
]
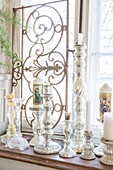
[{"xmin": 12, "ymin": 0, "xmax": 69, "ymax": 133}]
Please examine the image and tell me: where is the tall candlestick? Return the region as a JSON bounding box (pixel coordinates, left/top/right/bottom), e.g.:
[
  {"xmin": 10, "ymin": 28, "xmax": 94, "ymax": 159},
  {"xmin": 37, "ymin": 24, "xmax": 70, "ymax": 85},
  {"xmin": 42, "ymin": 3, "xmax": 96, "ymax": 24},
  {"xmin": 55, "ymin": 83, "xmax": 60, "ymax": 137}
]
[
  {"xmin": 104, "ymin": 112, "xmax": 113, "ymax": 141},
  {"xmin": 86, "ymin": 100, "xmax": 91, "ymax": 131},
  {"xmin": 72, "ymin": 43, "xmax": 86, "ymax": 153}
]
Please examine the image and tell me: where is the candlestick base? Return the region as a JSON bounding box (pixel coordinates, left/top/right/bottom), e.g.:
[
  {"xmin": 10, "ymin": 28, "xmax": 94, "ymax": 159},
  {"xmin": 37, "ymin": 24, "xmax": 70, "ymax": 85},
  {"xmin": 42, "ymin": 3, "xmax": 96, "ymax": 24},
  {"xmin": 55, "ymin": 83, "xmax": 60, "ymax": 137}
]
[
  {"xmin": 29, "ymin": 135, "xmax": 43, "ymax": 147},
  {"xmin": 100, "ymin": 137, "xmax": 113, "ymax": 165},
  {"xmin": 6, "ymin": 136, "xmax": 29, "ymax": 151},
  {"xmin": 59, "ymin": 144, "xmax": 76, "ymax": 158},
  {"xmin": 34, "ymin": 141, "xmax": 61, "ymax": 154}
]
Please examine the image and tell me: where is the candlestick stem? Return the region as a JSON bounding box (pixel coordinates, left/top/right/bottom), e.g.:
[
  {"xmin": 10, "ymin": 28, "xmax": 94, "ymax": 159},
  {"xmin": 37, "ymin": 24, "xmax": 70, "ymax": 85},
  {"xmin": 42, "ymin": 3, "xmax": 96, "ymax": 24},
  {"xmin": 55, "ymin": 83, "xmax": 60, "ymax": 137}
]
[{"xmin": 29, "ymin": 107, "xmax": 44, "ymax": 146}]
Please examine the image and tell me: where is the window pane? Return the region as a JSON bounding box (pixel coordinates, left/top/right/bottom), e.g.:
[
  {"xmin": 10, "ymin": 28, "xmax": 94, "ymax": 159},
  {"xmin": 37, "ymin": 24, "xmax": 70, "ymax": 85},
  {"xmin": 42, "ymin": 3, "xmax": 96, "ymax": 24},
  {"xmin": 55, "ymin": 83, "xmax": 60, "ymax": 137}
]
[{"xmin": 100, "ymin": 0, "xmax": 113, "ymax": 53}]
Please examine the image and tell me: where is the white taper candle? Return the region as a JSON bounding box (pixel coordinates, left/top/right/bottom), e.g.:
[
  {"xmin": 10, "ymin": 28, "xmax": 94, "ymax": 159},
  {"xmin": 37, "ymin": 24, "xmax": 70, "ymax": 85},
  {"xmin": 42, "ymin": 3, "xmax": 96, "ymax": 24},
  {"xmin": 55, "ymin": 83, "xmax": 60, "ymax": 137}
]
[{"xmin": 86, "ymin": 100, "xmax": 91, "ymax": 131}]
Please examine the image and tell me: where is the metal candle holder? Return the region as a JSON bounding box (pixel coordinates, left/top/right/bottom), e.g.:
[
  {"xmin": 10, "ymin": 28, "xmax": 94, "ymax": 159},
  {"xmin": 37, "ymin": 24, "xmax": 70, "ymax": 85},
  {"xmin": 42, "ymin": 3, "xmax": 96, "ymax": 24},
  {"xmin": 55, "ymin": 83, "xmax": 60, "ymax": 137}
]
[
  {"xmin": 29, "ymin": 107, "xmax": 44, "ymax": 146},
  {"xmin": 80, "ymin": 131, "xmax": 95, "ymax": 160},
  {"xmin": 34, "ymin": 83, "xmax": 61, "ymax": 154},
  {"xmin": 59, "ymin": 118, "xmax": 76, "ymax": 158},
  {"xmin": 100, "ymin": 137, "xmax": 113, "ymax": 166},
  {"xmin": 72, "ymin": 44, "xmax": 86, "ymax": 153},
  {"xmin": 93, "ymin": 118, "xmax": 104, "ymax": 156}
]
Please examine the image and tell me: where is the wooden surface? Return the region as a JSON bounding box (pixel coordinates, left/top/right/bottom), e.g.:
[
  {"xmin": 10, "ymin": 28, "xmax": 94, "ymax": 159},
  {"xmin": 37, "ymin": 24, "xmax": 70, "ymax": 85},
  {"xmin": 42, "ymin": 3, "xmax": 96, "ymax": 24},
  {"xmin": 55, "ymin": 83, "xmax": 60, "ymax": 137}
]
[{"xmin": 0, "ymin": 140, "xmax": 112, "ymax": 170}]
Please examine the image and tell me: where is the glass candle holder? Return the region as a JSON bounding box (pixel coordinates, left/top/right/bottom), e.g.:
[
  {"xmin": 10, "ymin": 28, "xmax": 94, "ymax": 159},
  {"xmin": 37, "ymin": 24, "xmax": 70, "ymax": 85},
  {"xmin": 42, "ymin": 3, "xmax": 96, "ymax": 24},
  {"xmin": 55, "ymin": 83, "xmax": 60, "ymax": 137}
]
[
  {"xmin": 6, "ymin": 98, "xmax": 29, "ymax": 151},
  {"xmin": 1, "ymin": 95, "xmax": 16, "ymax": 144}
]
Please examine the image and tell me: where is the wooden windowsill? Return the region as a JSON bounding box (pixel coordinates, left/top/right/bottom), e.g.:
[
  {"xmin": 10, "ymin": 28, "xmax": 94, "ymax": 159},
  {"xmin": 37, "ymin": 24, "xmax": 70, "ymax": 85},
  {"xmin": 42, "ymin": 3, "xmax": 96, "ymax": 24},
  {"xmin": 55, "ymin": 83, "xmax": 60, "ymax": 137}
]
[{"xmin": 0, "ymin": 138, "xmax": 112, "ymax": 170}]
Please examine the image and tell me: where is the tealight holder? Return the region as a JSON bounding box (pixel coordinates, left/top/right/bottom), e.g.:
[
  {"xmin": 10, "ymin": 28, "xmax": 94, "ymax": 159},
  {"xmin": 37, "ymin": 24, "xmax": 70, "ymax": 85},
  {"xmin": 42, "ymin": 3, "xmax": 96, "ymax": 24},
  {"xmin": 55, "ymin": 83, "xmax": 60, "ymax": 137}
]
[
  {"xmin": 100, "ymin": 137, "xmax": 113, "ymax": 165},
  {"xmin": 80, "ymin": 131, "xmax": 95, "ymax": 160},
  {"xmin": 59, "ymin": 115, "xmax": 76, "ymax": 158},
  {"xmin": 29, "ymin": 106, "xmax": 44, "ymax": 146},
  {"xmin": 93, "ymin": 118, "xmax": 104, "ymax": 156},
  {"xmin": 34, "ymin": 83, "xmax": 62, "ymax": 154}
]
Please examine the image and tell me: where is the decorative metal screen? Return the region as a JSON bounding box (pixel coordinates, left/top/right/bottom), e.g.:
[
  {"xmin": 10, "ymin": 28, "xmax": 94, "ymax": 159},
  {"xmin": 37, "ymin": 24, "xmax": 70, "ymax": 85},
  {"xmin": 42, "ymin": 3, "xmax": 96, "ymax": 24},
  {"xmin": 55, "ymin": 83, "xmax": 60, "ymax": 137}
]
[{"xmin": 12, "ymin": 0, "xmax": 69, "ymax": 133}]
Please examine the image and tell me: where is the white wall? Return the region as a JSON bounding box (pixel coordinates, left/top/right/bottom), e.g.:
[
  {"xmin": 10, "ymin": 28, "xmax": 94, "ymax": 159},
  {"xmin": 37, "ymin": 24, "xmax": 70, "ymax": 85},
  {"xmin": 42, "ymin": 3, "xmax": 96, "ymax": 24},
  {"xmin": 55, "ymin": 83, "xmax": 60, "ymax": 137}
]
[{"xmin": 0, "ymin": 74, "xmax": 12, "ymax": 135}]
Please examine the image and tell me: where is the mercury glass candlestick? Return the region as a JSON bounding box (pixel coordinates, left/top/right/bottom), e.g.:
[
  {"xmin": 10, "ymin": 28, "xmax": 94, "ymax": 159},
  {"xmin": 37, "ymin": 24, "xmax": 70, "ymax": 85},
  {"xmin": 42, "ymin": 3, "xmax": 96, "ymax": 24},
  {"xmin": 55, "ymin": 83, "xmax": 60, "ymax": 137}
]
[
  {"xmin": 72, "ymin": 44, "xmax": 86, "ymax": 153},
  {"xmin": 100, "ymin": 137, "xmax": 113, "ymax": 165},
  {"xmin": 93, "ymin": 118, "xmax": 104, "ymax": 156},
  {"xmin": 59, "ymin": 113, "xmax": 76, "ymax": 158},
  {"xmin": 6, "ymin": 98, "xmax": 29, "ymax": 151},
  {"xmin": 34, "ymin": 83, "xmax": 61, "ymax": 154},
  {"xmin": 29, "ymin": 107, "xmax": 44, "ymax": 146},
  {"xmin": 1, "ymin": 95, "xmax": 16, "ymax": 144},
  {"xmin": 80, "ymin": 131, "xmax": 95, "ymax": 160}
]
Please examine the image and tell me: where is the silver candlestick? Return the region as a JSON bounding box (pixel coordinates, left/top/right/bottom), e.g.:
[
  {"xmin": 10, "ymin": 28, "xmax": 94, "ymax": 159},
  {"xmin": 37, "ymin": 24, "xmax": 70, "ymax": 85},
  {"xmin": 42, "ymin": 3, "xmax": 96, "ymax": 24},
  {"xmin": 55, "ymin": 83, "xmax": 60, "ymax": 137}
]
[
  {"xmin": 93, "ymin": 118, "xmax": 104, "ymax": 156},
  {"xmin": 29, "ymin": 107, "xmax": 44, "ymax": 146},
  {"xmin": 80, "ymin": 131, "xmax": 95, "ymax": 160},
  {"xmin": 34, "ymin": 83, "xmax": 62, "ymax": 154},
  {"xmin": 59, "ymin": 113, "xmax": 76, "ymax": 158},
  {"xmin": 100, "ymin": 137, "xmax": 113, "ymax": 165},
  {"xmin": 72, "ymin": 44, "xmax": 86, "ymax": 153}
]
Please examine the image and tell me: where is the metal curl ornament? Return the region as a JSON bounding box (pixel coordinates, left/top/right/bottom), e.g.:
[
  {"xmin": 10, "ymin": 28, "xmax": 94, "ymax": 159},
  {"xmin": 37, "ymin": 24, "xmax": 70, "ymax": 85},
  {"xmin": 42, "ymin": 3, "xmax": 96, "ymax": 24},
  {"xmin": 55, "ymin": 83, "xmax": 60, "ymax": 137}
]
[{"xmin": 24, "ymin": 5, "xmax": 64, "ymax": 55}]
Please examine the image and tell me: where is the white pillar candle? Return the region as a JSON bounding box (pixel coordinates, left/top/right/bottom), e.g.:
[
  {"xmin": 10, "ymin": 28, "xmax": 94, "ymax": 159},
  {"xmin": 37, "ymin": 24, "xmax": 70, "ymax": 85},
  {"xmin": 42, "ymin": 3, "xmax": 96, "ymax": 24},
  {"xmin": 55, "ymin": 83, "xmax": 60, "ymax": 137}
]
[
  {"xmin": 104, "ymin": 112, "xmax": 113, "ymax": 141},
  {"xmin": 86, "ymin": 100, "xmax": 91, "ymax": 131},
  {"xmin": 78, "ymin": 33, "xmax": 83, "ymax": 45}
]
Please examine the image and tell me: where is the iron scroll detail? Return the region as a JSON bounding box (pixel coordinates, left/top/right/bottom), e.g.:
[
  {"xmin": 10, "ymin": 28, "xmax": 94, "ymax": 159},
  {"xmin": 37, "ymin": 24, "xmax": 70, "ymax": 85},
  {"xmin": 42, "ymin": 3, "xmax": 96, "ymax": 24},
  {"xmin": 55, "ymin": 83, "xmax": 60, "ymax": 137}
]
[{"xmin": 12, "ymin": 0, "xmax": 69, "ymax": 132}]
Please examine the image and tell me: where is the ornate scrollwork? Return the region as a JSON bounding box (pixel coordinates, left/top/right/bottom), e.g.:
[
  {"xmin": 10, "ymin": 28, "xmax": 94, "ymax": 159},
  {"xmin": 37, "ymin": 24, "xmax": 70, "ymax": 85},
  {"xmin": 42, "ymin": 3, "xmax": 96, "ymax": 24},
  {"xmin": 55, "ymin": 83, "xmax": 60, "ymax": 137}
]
[
  {"xmin": 12, "ymin": 54, "xmax": 23, "ymax": 87},
  {"xmin": 23, "ymin": 51, "xmax": 66, "ymax": 85},
  {"xmin": 25, "ymin": 5, "xmax": 64, "ymax": 56},
  {"xmin": 12, "ymin": 1, "xmax": 68, "ymax": 131}
]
